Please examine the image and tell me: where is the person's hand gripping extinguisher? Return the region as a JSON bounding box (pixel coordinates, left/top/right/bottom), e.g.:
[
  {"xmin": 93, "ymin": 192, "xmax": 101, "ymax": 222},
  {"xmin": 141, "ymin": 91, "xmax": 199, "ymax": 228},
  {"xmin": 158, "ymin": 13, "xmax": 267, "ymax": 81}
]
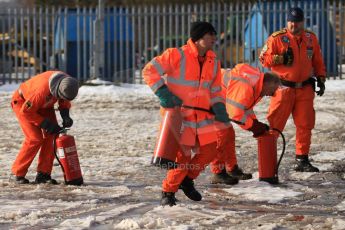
[
  {"xmin": 251, "ymin": 120, "xmax": 286, "ymax": 184},
  {"xmin": 151, "ymin": 85, "xmax": 183, "ymax": 169},
  {"xmin": 60, "ymin": 109, "xmax": 74, "ymax": 128},
  {"xmin": 53, "ymin": 109, "xmax": 83, "ymax": 185},
  {"xmin": 154, "ymin": 85, "xmax": 183, "ymax": 108},
  {"xmin": 248, "ymin": 119, "xmax": 269, "ymax": 138},
  {"xmin": 53, "ymin": 109, "xmax": 74, "ymax": 176},
  {"xmin": 53, "ymin": 109, "xmax": 74, "ymax": 177}
]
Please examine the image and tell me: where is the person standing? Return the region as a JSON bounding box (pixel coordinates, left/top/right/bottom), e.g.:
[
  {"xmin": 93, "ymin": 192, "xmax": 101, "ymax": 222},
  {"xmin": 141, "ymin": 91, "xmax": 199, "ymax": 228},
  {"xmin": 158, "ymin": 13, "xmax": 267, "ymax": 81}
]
[
  {"xmin": 259, "ymin": 7, "xmax": 326, "ymax": 172},
  {"xmin": 143, "ymin": 21, "xmax": 230, "ymax": 206},
  {"xmin": 11, "ymin": 71, "xmax": 78, "ymax": 184}
]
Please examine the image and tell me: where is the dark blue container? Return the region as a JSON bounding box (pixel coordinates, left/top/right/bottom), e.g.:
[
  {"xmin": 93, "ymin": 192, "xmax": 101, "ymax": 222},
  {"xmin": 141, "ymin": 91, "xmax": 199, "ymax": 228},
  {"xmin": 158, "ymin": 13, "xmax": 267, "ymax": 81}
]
[{"xmin": 52, "ymin": 8, "xmax": 134, "ymax": 82}]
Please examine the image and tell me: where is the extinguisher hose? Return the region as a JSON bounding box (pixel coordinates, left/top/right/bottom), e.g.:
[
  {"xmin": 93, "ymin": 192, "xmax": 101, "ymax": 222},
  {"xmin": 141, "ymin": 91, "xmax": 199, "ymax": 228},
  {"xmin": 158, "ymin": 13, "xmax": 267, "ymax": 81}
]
[
  {"xmin": 181, "ymin": 105, "xmax": 245, "ymax": 125},
  {"xmin": 53, "ymin": 131, "xmax": 67, "ymax": 182},
  {"xmin": 272, "ymin": 128, "xmax": 286, "ymax": 175}
]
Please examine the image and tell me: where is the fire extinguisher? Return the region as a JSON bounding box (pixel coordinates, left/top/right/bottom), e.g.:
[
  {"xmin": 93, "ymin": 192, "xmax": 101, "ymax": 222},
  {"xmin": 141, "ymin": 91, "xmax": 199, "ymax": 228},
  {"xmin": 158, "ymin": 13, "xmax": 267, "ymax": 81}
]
[
  {"xmin": 151, "ymin": 107, "xmax": 183, "ymax": 169},
  {"xmin": 53, "ymin": 129, "xmax": 84, "ymax": 185},
  {"xmin": 151, "ymin": 105, "xmax": 244, "ymax": 169},
  {"xmin": 257, "ymin": 128, "xmax": 286, "ymax": 184}
]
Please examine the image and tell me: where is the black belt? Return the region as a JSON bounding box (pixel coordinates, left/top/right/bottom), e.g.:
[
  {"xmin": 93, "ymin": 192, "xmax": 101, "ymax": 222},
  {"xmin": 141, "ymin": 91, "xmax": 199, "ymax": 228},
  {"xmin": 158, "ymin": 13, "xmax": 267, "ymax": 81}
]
[
  {"xmin": 281, "ymin": 78, "xmax": 313, "ymax": 89},
  {"xmin": 18, "ymin": 89, "xmax": 25, "ymax": 100}
]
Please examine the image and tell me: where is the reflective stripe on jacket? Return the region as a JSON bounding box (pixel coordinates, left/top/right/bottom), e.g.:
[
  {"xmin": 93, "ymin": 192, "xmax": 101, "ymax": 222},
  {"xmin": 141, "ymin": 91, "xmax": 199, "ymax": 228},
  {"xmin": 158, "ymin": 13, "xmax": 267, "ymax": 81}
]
[
  {"xmin": 224, "ymin": 64, "xmax": 264, "ymax": 130},
  {"xmin": 143, "ymin": 39, "xmax": 223, "ymax": 146},
  {"xmin": 259, "ymin": 29, "xmax": 326, "ymax": 82}
]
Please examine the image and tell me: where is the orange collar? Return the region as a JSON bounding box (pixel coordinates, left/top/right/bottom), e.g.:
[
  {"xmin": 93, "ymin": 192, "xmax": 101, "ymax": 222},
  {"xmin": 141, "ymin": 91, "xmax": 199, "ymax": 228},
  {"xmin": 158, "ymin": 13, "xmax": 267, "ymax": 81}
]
[
  {"xmin": 286, "ymin": 29, "xmax": 306, "ymax": 43},
  {"xmin": 186, "ymin": 38, "xmax": 216, "ymax": 58}
]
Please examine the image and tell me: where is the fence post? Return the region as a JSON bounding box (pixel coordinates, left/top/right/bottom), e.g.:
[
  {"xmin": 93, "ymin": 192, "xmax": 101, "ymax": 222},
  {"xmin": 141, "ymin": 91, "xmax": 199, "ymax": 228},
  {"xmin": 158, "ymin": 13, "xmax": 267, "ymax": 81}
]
[{"xmin": 93, "ymin": 0, "xmax": 105, "ymax": 80}]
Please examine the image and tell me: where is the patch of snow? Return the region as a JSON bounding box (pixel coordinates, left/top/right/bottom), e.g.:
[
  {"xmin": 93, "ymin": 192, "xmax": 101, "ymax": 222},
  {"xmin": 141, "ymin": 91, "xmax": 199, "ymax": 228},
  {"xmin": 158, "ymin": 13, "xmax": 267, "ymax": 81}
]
[
  {"xmin": 313, "ymin": 151, "xmax": 345, "ymax": 162},
  {"xmin": 0, "ymin": 83, "xmax": 19, "ymax": 93},
  {"xmin": 222, "ymin": 180, "xmax": 302, "ymax": 203},
  {"xmin": 336, "ymin": 200, "xmax": 345, "ymax": 211}
]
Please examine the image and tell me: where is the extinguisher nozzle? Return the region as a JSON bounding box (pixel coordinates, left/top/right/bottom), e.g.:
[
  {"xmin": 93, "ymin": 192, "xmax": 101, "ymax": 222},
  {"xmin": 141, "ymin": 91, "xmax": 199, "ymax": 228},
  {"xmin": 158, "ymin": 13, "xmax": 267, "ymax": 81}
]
[{"xmin": 151, "ymin": 157, "xmax": 178, "ymax": 170}]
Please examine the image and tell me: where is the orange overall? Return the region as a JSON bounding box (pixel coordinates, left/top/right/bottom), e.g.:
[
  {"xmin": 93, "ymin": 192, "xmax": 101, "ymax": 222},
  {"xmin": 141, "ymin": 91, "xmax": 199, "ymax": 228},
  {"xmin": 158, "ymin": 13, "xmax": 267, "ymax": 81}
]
[
  {"xmin": 260, "ymin": 29, "xmax": 326, "ymax": 155},
  {"xmin": 213, "ymin": 64, "xmax": 273, "ymax": 174},
  {"xmin": 143, "ymin": 39, "xmax": 223, "ymax": 192},
  {"xmin": 11, "ymin": 71, "xmax": 71, "ymax": 177},
  {"xmin": 210, "ymin": 68, "xmax": 237, "ymax": 174}
]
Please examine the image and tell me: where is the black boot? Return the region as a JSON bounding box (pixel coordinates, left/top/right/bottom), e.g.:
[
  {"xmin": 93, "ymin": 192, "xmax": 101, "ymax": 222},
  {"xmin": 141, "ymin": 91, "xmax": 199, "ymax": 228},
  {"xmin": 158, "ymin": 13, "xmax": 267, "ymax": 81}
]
[
  {"xmin": 14, "ymin": 176, "xmax": 29, "ymax": 184},
  {"xmin": 228, "ymin": 165, "xmax": 253, "ymax": 180},
  {"xmin": 179, "ymin": 176, "xmax": 202, "ymax": 201},
  {"xmin": 160, "ymin": 192, "xmax": 177, "ymax": 207},
  {"xmin": 295, "ymin": 155, "xmax": 319, "ymax": 172},
  {"xmin": 259, "ymin": 177, "xmax": 279, "ymax": 184},
  {"xmin": 35, "ymin": 172, "xmax": 58, "ymax": 184},
  {"xmin": 211, "ymin": 169, "xmax": 239, "ymax": 185}
]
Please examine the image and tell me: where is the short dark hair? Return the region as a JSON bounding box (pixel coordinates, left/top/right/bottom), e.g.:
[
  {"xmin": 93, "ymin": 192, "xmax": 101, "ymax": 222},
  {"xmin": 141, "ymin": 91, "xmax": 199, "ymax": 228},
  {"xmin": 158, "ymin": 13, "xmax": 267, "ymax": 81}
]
[{"xmin": 190, "ymin": 21, "xmax": 217, "ymax": 42}]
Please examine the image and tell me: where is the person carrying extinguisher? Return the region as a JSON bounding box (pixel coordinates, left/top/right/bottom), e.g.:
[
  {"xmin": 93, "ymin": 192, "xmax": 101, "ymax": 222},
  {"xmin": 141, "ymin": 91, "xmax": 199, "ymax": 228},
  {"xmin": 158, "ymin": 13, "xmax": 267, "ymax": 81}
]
[
  {"xmin": 209, "ymin": 68, "xmax": 253, "ymax": 185},
  {"xmin": 143, "ymin": 21, "xmax": 230, "ymax": 206},
  {"xmin": 259, "ymin": 7, "xmax": 326, "ymax": 172},
  {"xmin": 224, "ymin": 63, "xmax": 281, "ymax": 144},
  {"xmin": 11, "ymin": 71, "xmax": 79, "ymax": 184}
]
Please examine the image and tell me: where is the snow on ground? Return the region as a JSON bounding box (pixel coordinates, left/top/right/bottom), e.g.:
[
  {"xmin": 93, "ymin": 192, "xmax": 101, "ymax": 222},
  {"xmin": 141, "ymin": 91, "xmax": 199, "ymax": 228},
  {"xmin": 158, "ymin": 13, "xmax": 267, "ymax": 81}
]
[
  {"xmin": 220, "ymin": 178, "xmax": 303, "ymax": 203},
  {"xmin": 1, "ymin": 79, "xmax": 345, "ymax": 229}
]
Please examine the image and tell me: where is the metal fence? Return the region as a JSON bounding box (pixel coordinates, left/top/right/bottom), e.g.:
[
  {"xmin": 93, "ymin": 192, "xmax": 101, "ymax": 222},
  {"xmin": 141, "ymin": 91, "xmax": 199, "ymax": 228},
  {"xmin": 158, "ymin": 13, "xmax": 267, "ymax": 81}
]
[{"xmin": 0, "ymin": 0, "xmax": 344, "ymax": 84}]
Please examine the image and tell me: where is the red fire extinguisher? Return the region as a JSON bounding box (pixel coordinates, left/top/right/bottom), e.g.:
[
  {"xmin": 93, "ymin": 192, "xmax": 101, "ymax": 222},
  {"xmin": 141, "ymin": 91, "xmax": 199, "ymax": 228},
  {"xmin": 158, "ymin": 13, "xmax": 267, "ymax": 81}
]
[
  {"xmin": 54, "ymin": 129, "xmax": 84, "ymax": 185},
  {"xmin": 151, "ymin": 107, "xmax": 183, "ymax": 169},
  {"xmin": 257, "ymin": 128, "xmax": 285, "ymax": 184}
]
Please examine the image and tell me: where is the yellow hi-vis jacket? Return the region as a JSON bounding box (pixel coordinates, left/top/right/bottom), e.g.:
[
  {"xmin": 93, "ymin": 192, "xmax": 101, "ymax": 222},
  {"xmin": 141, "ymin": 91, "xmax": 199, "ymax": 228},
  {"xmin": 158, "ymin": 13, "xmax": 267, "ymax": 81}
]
[{"xmin": 143, "ymin": 39, "xmax": 223, "ymax": 146}]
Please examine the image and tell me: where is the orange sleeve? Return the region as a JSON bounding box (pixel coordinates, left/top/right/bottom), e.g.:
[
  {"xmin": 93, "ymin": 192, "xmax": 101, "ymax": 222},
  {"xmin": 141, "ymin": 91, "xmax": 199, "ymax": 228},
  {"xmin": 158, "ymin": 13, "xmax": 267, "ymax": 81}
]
[
  {"xmin": 19, "ymin": 92, "xmax": 46, "ymax": 126},
  {"xmin": 259, "ymin": 36, "xmax": 279, "ymax": 68},
  {"xmin": 311, "ymin": 35, "xmax": 326, "ymax": 77},
  {"xmin": 226, "ymin": 81, "xmax": 257, "ymax": 130},
  {"xmin": 142, "ymin": 48, "xmax": 178, "ymax": 92}
]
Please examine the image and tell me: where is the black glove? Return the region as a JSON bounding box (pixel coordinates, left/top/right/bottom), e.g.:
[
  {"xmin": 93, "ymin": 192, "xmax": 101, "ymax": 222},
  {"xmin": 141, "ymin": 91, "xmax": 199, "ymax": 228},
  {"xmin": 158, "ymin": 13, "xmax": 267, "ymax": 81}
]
[
  {"xmin": 308, "ymin": 77, "xmax": 316, "ymax": 92},
  {"xmin": 316, "ymin": 77, "xmax": 326, "ymax": 96},
  {"xmin": 248, "ymin": 119, "xmax": 269, "ymax": 137},
  {"xmin": 40, "ymin": 119, "xmax": 62, "ymax": 134},
  {"xmin": 60, "ymin": 109, "xmax": 73, "ymax": 128},
  {"xmin": 283, "ymin": 47, "xmax": 294, "ymax": 66}
]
